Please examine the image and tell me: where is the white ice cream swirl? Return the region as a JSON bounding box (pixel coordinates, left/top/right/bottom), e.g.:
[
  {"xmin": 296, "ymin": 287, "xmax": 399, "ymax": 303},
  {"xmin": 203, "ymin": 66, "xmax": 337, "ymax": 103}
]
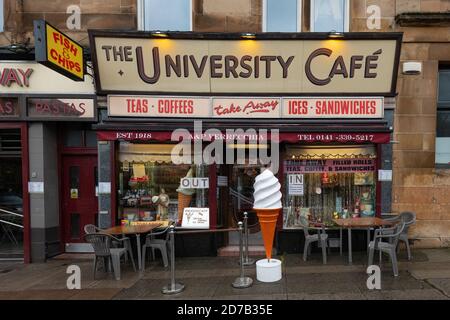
[{"xmin": 253, "ymin": 169, "xmax": 282, "ymax": 209}]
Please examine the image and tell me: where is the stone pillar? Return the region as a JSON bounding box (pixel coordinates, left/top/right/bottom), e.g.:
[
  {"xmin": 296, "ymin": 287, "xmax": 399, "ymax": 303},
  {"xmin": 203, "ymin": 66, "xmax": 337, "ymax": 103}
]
[
  {"xmin": 28, "ymin": 123, "xmax": 60, "ymax": 262},
  {"xmin": 98, "ymin": 140, "xmax": 113, "ymax": 228}
]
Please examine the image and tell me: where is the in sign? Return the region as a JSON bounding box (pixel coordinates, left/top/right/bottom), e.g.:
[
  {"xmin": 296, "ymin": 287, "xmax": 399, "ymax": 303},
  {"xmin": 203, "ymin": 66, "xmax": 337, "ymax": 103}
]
[{"xmin": 288, "ymin": 174, "xmax": 304, "ymax": 185}]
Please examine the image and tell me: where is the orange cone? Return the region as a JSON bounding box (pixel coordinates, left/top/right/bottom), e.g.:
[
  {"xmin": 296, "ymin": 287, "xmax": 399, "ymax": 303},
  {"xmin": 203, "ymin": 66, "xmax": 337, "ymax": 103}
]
[
  {"xmin": 255, "ymin": 208, "xmax": 280, "ymax": 261},
  {"xmin": 177, "ymin": 193, "xmax": 192, "ymax": 224}
]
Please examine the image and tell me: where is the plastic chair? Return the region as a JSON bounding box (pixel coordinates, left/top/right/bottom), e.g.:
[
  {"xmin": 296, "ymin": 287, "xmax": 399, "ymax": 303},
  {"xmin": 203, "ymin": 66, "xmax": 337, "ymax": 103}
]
[
  {"xmin": 84, "ymin": 224, "xmax": 135, "ymax": 266},
  {"xmin": 83, "ymin": 224, "xmax": 100, "ymax": 235},
  {"xmin": 368, "ymin": 222, "xmax": 406, "ymax": 277},
  {"xmin": 299, "ymin": 216, "xmax": 328, "ymax": 264},
  {"xmin": 84, "ymin": 233, "xmax": 131, "ymax": 280},
  {"xmin": 142, "ymin": 226, "xmax": 170, "ymax": 269},
  {"xmin": 384, "ymin": 212, "xmax": 416, "ymax": 260}
]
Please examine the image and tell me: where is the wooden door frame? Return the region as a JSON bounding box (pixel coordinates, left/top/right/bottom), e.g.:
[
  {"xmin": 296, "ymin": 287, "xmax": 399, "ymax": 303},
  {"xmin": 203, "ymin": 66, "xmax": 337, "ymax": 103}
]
[
  {"xmin": 59, "ymin": 153, "xmax": 98, "ymax": 247},
  {"xmin": 58, "ymin": 126, "xmax": 97, "ymax": 252}
]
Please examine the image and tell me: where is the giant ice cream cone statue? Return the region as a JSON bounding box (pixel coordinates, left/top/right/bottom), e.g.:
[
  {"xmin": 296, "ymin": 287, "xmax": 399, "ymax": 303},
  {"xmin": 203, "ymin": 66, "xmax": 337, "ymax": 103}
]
[
  {"xmin": 253, "ymin": 168, "xmax": 282, "ymax": 261},
  {"xmin": 176, "ymin": 168, "xmax": 195, "ymax": 223}
]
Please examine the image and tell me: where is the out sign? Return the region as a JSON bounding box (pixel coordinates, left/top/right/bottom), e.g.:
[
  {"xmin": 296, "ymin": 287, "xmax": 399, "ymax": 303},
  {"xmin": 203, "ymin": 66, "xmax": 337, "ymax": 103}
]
[{"xmin": 180, "ymin": 177, "xmax": 209, "ymax": 189}]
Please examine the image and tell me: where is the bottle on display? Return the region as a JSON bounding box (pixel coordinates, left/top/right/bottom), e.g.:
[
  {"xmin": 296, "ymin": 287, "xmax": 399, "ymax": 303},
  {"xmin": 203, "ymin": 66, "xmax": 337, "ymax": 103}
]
[{"xmin": 354, "ymin": 198, "xmax": 360, "ymax": 217}]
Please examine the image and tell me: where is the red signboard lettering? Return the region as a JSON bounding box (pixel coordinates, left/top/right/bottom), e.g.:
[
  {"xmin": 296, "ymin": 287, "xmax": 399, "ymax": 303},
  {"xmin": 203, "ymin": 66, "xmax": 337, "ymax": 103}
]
[
  {"xmin": 0, "ymin": 98, "xmax": 20, "ymax": 117},
  {"xmin": 26, "ymin": 98, "xmax": 94, "ymax": 120},
  {"xmin": 0, "ymin": 68, "xmax": 33, "ymax": 87},
  {"xmin": 285, "ymin": 159, "xmax": 376, "ymax": 173}
]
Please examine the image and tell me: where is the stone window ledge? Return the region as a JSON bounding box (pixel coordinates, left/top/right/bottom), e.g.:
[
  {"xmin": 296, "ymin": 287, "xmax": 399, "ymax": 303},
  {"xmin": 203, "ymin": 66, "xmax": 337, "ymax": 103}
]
[{"xmin": 396, "ymin": 12, "xmax": 450, "ymax": 27}]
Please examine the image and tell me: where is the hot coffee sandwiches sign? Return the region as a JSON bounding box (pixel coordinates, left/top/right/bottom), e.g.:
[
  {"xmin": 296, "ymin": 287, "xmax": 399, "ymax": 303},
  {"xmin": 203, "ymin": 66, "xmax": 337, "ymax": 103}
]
[{"xmin": 89, "ymin": 31, "xmax": 401, "ymax": 96}]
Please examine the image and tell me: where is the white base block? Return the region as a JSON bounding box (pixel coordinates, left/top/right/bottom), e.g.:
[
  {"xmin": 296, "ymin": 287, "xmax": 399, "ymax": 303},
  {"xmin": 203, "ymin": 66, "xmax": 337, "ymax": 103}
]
[{"xmin": 256, "ymin": 259, "xmax": 282, "ymax": 282}]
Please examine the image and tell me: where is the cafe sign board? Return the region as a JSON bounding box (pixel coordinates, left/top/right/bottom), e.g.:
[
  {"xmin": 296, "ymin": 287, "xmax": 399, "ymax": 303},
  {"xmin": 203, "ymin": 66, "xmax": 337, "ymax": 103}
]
[
  {"xmin": 0, "ymin": 62, "xmax": 94, "ymax": 94},
  {"xmin": 282, "ymin": 97, "xmax": 383, "ymax": 118},
  {"xmin": 27, "ymin": 97, "xmax": 96, "ymax": 121},
  {"xmin": 90, "ymin": 31, "xmax": 401, "ymax": 96},
  {"xmin": 34, "ymin": 20, "xmax": 85, "ymax": 81},
  {"xmin": 0, "ymin": 97, "xmax": 20, "ymax": 119},
  {"xmin": 108, "ymin": 95, "xmax": 384, "ymax": 119},
  {"xmin": 109, "ymin": 95, "xmax": 210, "ymax": 117}
]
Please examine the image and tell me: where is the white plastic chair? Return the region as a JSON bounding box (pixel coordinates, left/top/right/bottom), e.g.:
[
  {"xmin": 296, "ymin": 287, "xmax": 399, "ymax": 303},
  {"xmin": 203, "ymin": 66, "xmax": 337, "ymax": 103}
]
[
  {"xmin": 368, "ymin": 222, "xmax": 406, "ymax": 277},
  {"xmin": 383, "ymin": 211, "xmax": 416, "ymax": 260},
  {"xmin": 299, "ymin": 216, "xmax": 329, "ymax": 264},
  {"xmin": 142, "ymin": 226, "xmax": 170, "ymax": 269},
  {"xmin": 84, "ymin": 233, "xmax": 131, "ymax": 280},
  {"xmin": 84, "ymin": 223, "xmax": 136, "ymax": 268}
]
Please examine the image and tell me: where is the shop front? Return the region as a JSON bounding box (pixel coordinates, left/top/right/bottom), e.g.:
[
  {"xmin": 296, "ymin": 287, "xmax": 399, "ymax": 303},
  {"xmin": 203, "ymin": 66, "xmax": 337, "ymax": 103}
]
[
  {"xmin": 89, "ymin": 31, "xmax": 401, "ymax": 256},
  {"xmin": 0, "ymin": 60, "xmax": 96, "ymax": 261}
]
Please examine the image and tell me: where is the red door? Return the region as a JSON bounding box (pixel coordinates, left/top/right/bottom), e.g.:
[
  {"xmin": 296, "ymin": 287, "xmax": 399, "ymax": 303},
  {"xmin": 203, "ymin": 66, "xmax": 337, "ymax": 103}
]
[{"xmin": 62, "ymin": 155, "xmax": 98, "ymax": 244}]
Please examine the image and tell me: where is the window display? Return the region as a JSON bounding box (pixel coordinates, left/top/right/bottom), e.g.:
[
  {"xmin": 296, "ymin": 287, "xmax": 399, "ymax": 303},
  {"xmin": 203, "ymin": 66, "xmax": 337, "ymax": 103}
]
[
  {"xmin": 117, "ymin": 143, "xmax": 209, "ymax": 225},
  {"xmin": 283, "ymin": 145, "xmax": 377, "ymax": 229}
]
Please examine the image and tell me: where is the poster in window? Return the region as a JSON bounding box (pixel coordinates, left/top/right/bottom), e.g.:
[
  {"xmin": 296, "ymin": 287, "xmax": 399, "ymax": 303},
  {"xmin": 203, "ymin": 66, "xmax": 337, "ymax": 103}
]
[
  {"xmin": 132, "ymin": 163, "xmax": 146, "ymax": 178},
  {"xmin": 181, "ymin": 208, "xmax": 210, "ymax": 229},
  {"xmin": 300, "ymin": 207, "xmax": 311, "ymax": 218},
  {"xmin": 122, "ymin": 160, "xmax": 129, "ymax": 172},
  {"xmin": 354, "ymin": 172, "xmax": 374, "ymax": 185}
]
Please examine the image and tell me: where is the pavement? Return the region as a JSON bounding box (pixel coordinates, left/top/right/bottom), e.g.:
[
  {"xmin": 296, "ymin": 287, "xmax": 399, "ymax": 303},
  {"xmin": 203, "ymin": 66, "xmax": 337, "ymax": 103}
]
[{"xmin": 1, "ymin": 248, "xmax": 450, "ymax": 300}]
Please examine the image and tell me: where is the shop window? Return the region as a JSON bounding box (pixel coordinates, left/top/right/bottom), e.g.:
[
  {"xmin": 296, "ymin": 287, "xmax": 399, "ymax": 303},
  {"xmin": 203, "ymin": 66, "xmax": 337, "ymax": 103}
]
[
  {"xmin": 436, "ymin": 68, "xmax": 450, "ymax": 168},
  {"xmin": 117, "ymin": 143, "xmax": 209, "ymax": 226},
  {"xmin": 63, "ymin": 128, "xmax": 97, "ymax": 148},
  {"xmin": 85, "ymin": 130, "xmax": 98, "ymax": 148},
  {"xmin": 283, "ymin": 145, "xmax": 377, "ymax": 229},
  {"xmin": 263, "ymin": 0, "xmax": 301, "ymax": 32},
  {"xmin": 94, "ymin": 166, "xmax": 98, "ymax": 197},
  {"xmin": 70, "ymin": 213, "xmax": 80, "ymax": 239},
  {"xmin": 310, "ymin": 0, "xmax": 349, "ymax": 32},
  {"xmin": 69, "ymin": 166, "xmax": 80, "ymax": 199},
  {"xmin": 0, "ymin": 0, "xmax": 3, "ymax": 32},
  {"xmin": 0, "ymin": 129, "xmax": 21, "ymax": 154},
  {"xmin": 64, "ymin": 129, "xmax": 83, "ymax": 147},
  {"xmin": 0, "ymin": 128, "xmax": 23, "ymax": 258},
  {"xmin": 139, "ymin": 0, "xmax": 192, "ymax": 31}
]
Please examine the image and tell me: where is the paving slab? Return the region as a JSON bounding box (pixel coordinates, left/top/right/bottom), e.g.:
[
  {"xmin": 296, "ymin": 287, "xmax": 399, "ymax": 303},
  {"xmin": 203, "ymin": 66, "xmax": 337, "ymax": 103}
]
[
  {"xmin": 1, "ymin": 248, "xmax": 450, "ymax": 300},
  {"xmin": 363, "ymin": 289, "xmax": 447, "ymax": 300},
  {"xmin": 425, "ymin": 279, "xmax": 450, "ymax": 298},
  {"xmin": 298, "ymin": 292, "xmax": 368, "ymax": 300},
  {"xmin": 69, "ymin": 288, "xmax": 123, "ymax": 300},
  {"xmin": 410, "ymin": 269, "xmax": 450, "ymax": 280}
]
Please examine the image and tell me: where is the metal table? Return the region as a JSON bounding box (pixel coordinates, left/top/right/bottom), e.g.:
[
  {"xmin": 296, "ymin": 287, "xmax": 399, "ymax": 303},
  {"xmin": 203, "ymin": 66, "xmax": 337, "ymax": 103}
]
[
  {"xmin": 103, "ymin": 223, "xmax": 162, "ymax": 271},
  {"xmin": 332, "ymin": 217, "xmax": 394, "ymax": 264}
]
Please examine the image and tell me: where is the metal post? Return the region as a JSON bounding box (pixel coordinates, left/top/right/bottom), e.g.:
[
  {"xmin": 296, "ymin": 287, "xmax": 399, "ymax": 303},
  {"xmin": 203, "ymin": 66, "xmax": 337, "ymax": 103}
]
[
  {"xmin": 242, "ymin": 212, "xmax": 255, "ymax": 266},
  {"xmin": 232, "ymin": 222, "xmax": 253, "ymax": 288},
  {"xmin": 162, "ymin": 225, "xmax": 185, "ymax": 294}
]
